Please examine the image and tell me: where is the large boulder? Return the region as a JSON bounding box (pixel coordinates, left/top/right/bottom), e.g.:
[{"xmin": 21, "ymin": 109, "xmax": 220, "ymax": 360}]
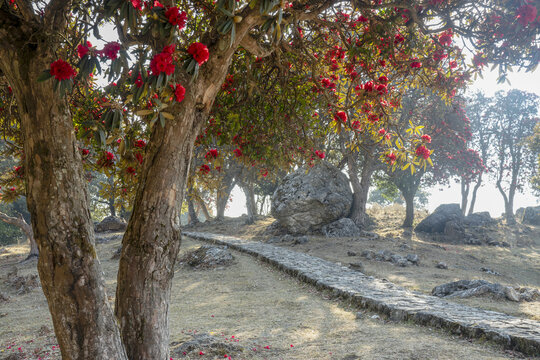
[
  {"xmin": 271, "ymin": 161, "xmax": 352, "ymax": 234},
  {"xmin": 95, "ymin": 216, "xmax": 127, "ymax": 232},
  {"xmin": 464, "ymin": 211, "xmax": 494, "ymax": 226},
  {"xmin": 415, "ymin": 204, "xmax": 463, "ymax": 233},
  {"xmin": 518, "ymin": 205, "xmax": 540, "ymax": 225}
]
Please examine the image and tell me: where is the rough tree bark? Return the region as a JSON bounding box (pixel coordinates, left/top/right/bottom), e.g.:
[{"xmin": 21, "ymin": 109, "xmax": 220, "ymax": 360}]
[
  {"xmin": 0, "ymin": 211, "xmax": 38, "ymax": 259},
  {"xmin": 0, "ymin": 24, "xmax": 128, "ymax": 360},
  {"xmin": 114, "ymin": 10, "xmax": 265, "ymax": 360},
  {"xmin": 395, "ymin": 175, "xmax": 421, "ymax": 228},
  {"xmin": 238, "ymin": 173, "xmax": 257, "ymax": 225},
  {"xmin": 195, "ymin": 196, "xmax": 212, "ymax": 221},
  {"xmin": 187, "ymin": 195, "xmax": 200, "ymax": 225},
  {"xmin": 215, "ymin": 170, "xmax": 237, "ymax": 221},
  {"xmin": 347, "ymin": 152, "xmax": 375, "ymax": 228}
]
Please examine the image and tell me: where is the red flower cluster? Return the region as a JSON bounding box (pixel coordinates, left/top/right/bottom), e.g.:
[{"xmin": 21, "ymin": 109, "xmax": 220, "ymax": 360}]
[
  {"xmin": 126, "ymin": 167, "xmax": 136, "ymax": 175},
  {"xmin": 165, "ymin": 7, "xmax": 187, "ymax": 29},
  {"xmin": 102, "ymin": 42, "xmax": 121, "ymax": 60},
  {"xmin": 410, "ymin": 61, "xmax": 422, "ymax": 68},
  {"xmin": 98, "ymin": 151, "xmax": 115, "ymax": 167},
  {"xmin": 334, "ymin": 111, "xmax": 347, "ymax": 122},
  {"xmin": 129, "ymin": 0, "xmax": 142, "ymax": 10},
  {"xmin": 150, "ymin": 45, "xmax": 175, "ymax": 75},
  {"xmin": 415, "ymin": 145, "xmax": 430, "ymax": 159},
  {"xmin": 174, "ymin": 84, "xmax": 185, "ymax": 102},
  {"xmin": 134, "ymin": 73, "xmax": 144, "ymax": 88},
  {"xmin": 517, "ymin": 4, "xmax": 537, "ymax": 26},
  {"xmin": 378, "ymin": 128, "xmax": 386, "ymax": 135},
  {"xmin": 135, "ymin": 152, "xmax": 144, "ymax": 164},
  {"xmin": 315, "ymin": 150, "xmax": 325, "ymax": 159},
  {"xmin": 438, "ymin": 32, "xmax": 452, "ymax": 46},
  {"xmin": 205, "ymin": 149, "xmax": 218, "ymax": 160},
  {"xmin": 134, "ymin": 139, "xmax": 146, "ymax": 148},
  {"xmin": 378, "ymin": 76, "xmax": 388, "ymax": 84},
  {"xmin": 233, "ymin": 148, "xmax": 242, "ymax": 157},
  {"xmin": 187, "ymin": 42, "xmax": 209, "ymax": 65},
  {"xmin": 199, "ymin": 164, "xmax": 210, "ymax": 174},
  {"xmin": 421, "ymin": 134, "xmax": 432, "ymax": 143},
  {"xmin": 77, "ymin": 41, "xmax": 92, "ymax": 58},
  {"xmin": 386, "ymin": 153, "xmax": 396, "ymax": 164},
  {"xmin": 50, "ymin": 59, "xmax": 77, "ymax": 81}
]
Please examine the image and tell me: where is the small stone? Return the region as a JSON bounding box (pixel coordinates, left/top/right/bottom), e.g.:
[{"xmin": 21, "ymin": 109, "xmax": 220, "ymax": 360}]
[
  {"xmin": 395, "ymin": 258, "xmax": 409, "ymax": 267},
  {"xmin": 281, "ymin": 234, "xmax": 294, "ymax": 242},
  {"xmin": 504, "ymin": 287, "xmax": 520, "ymax": 302},
  {"xmin": 266, "ymin": 237, "xmax": 282, "ymax": 244},
  {"xmin": 347, "ymin": 251, "xmax": 357, "ymax": 257},
  {"xmin": 390, "ymin": 254, "xmax": 405, "ymax": 265},
  {"xmin": 370, "ymin": 314, "xmax": 380, "ymax": 320},
  {"xmin": 436, "ymin": 262, "xmax": 448, "ymax": 269},
  {"xmin": 294, "ymin": 236, "xmax": 309, "ymax": 245},
  {"xmin": 481, "ymin": 267, "xmax": 501, "ymax": 276},
  {"xmin": 349, "ymin": 262, "xmax": 365, "ymax": 272},
  {"xmin": 406, "ymin": 254, "xmax": 419, "ymax": 265},
  {"xmin": 355, "ymin": 311, "xmax": 365, "ymax": 319},
  {"xmin": 399, "ymin": 243, "xmax": 411, "ymax": 250},
  {"xmin": 361, "ymin": 250, "xmax": 375, "ymax": 260}
]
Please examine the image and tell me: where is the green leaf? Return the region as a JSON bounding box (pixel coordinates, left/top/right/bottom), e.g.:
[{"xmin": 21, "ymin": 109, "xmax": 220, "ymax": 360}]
[
  {"xmin": 136, "ymin": 109, "xmax": 154, "ymax": 116},
  {"xmin": 159, "ymin": 113, "xmax": 166, "ymax": 128},
  {"xmin": 37, "ymin": 70, "xmax": 52, "ymax": 82}
]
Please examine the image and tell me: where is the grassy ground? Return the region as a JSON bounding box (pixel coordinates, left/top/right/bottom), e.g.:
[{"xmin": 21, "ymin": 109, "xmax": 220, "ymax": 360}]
[
  {"xmin": 190, "ymin": 205, "xmax": 540, "ymax": 321},
  {"xmin": 0, "ymin": 232, "xmax": 534, "ymax": 359}
]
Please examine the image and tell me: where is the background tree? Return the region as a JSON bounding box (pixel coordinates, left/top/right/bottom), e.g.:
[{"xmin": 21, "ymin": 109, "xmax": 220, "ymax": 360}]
[{"xmin": 488, "ymin": 89, "xmax": 539, "ymax": 224}]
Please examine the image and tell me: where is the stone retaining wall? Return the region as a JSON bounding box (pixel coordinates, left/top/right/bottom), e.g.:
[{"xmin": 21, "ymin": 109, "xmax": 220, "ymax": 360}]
[{"xmin": 183, "ymin": 231, "xmax": 540, "ymax": 356}]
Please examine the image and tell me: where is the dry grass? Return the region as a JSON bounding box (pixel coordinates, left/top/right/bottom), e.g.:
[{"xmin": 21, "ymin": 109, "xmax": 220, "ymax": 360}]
[
  {"xmin": 0, "ymin": 232, "xmax": 533, "ymax": 359},
  {"xmin": 192, "ymin": 205, "xmax": 540, "ymax": 321}
]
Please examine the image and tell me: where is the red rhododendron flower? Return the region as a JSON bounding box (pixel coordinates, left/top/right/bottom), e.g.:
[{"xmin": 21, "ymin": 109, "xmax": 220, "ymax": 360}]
[
  {"xmin": 364, "ymin": 81, "xmax": 374, "ymax": 92},
  {"xmin": 77, "ymin": 41, "xmax": 92, "ymax": 58},
  {"xmin": 315, "ymin": 150, "xmax": 325, "ymax": 159},
  {"xmin": 174, "ymin": 84, "xmax": 185, "ymax": 102},
  {"xmin": 134, "ymin": 73, "xmax": 144, "ymax": 88},
  {"xmin": 205, "ymin": 149, "xmax": 218, "ymax": 160},
  {"xmin": 165, "ymin": 7, "xmax": 187, "ymax": 29},
  {"xmin": 517, "ymin": 4, "xmax": 537, "ymax": 26},
  {"xmin": 449, "ymin": 60, "xmax": 457, "ymax": 69},
  {"xmin": 150, "ymin": 48, "xmax": 175, "ymax": 75},
  {"xmin": 187, "ymin": 42, "xmax": 210, "ymax": 65},
  {"xmin": 334, "ymin": 111, "xmax": 347, "ymax": 122},
  {"xmin": 135, "ymin": 152, "xmax": 144, "ymax": 164},
  {"xmin": 410, "ymin": 61, "xmax": 422, "ymax": 68},
  {"xmin": 369, "ymin": 113, "xmax": 379, "ymax": 122},
  {"xmin": 376, "ymin": 84, "xmax": 387, "ymax": 95},
  {"xmin": 261, "ymin": 169, "xmax": 268, "ymax": 177},
  {"xmin": 199, "ymin": 164, "xmax": 210, "ymax": 174},
  {"xmin": 233, "ymin": 148, "xmax": 242, "ymax": 157},
  {"xmin": 81, "ymin": 149, "xmax": 90, "ymax": 156},
  {"xmin": 134, "ymin": 139, "xmax": 146, "ymax": 148},
  {"xmin": 416, "ymin": 145, "xmax": 430, "ymax": 159},
  {"xmin": 378, "ymin": 76, "xmax": 388, "ymax": 84},
  {"xmin": 378, "ymin": 128, "xmax": 386, "ymax": 135},
  {"xmin": 129, "ymin": 0, "xmax": 143, "ymax": 10},
  {"xmin": 351, "ymin": 120, "xmax": 361, "ymax": 130},
  {"xmin": 126, "ymin": 167, "xmax": 136, "ymax": 175},
  {"xmin": 438, "ymin": 33, "xmax": 452, "ymax": 46},
  {"xmin": 421, "ymin": 134, "xmax": 432, "ymax": 143},
  {"xmin": 103, "ymin": 42, "xmax": 121, "ymax": 60},
  {"xmin": 386, "ymin": 152, "xmax": 396, "ymax": 164},
  {"xmin": 98, "ymin": 151, "xmax": 115, "ymax": 167},
  {"xmin": 50, "ymin": 59, "xmax": 77, "ymax": 81}
]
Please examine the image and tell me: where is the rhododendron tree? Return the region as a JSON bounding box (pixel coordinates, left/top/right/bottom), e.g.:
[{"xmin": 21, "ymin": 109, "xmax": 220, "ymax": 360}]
[{"xmin": 0, "ymin": 0, "xmax": 539, "ymax": 359}]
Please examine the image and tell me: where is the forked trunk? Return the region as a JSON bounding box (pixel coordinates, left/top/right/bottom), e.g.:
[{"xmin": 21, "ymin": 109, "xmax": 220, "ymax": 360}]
[
  {"xmin": 467, "ymin": 173, "xmax": 482, "ymax": 216},
  {"xmin": 0, "ymin": 211, "xmax": 38, "ymax": 259},
  {"xmin": 347, "ymin": 153, "xmax": 374, "ymax": 228},
  {"xmin": 0, "ymin": 52, "xmax": 127, "ymax": 360},
  {"xmin": 215, "ymin": 174, "xmax": 235, "ymax": 221},
  {"xmin": 460, "ymin": 178, "xmax": 470, "ymax": 215},
  {"xmin": 239, "ymin": 178, "xmax": 257, "ymax": 224}
]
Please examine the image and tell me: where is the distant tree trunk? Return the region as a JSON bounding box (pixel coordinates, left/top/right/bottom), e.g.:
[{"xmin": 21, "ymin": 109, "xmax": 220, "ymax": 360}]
[
  {"xmin": 187, "ymin": 195, "xmax": 199, "ymax": 225},
  {"xmin": 460, "ymin": 178, "xmax": 470, "ymax": 215},
  {"xmin": 258, "ymin": 196, "xmax": 266, "ymax": 215},
  {"xmin": 402, "ymin": 192, "xmax": 415, "ymax": 228},
  {"xmin": 195, "ymin": 197, "xmax": 212, "ymax": 221},
  {"xmin": 216, "ymin": 172, "xmax": 236, "ymax": 221},
  {"xmin": 0, "ymin": 211, "xmax": 38, "ymax": 259},
  {"xmin": 239, "ymin": 176, "xmax": 257, "ymax": 224},
  {"xmin": 108, "ymin": 176, "xmax": 116, "ymax": 217},
  {"xmin": 467, "ymin": 173, "xmax": 482, "ymax": 216},
  {"xmin": 395, "ymin": 175, "xmax": 421, "ymax": 228},
  {"xmin": 347, "ymin": 153, "xmax": 375, "ymax": 228}
]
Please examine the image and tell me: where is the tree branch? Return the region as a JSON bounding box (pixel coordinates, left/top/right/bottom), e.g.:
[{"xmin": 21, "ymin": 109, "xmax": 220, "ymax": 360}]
[{"xmin": 43, "ymin": 0, "xmax": 72, "ymax": 33}]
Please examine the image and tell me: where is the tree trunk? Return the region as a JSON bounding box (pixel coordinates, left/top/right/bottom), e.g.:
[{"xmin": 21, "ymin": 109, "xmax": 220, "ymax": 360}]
[
  {"xmin": 187, "ymin": 190, "xmax": 200, "ymax": 225},
  {"xmin": 108, "ymin": 176, "xmax": 117, "ymax": 217},
  {"xmin": 195, "ymin": 197, "xmax": 212, "ymax": 221},
  {"xmin": 239, "ymin": 176, "xmax": 257, "ymax": 224},
  {"xmin": 496, "ymin": 179, "xmax": 516, "ymax": 225},
  {"xmin": 467, "ymin": 173, "xmax": 482, "ymax": 216},
  {"xmin": 0, "ymin": 211, "xmax": 38, "ymax": 259},
  {"xmin": 402, "ymin": 192, "xmax": 414, "ymax": 228},
  {"xmin": 347, "ymin": 153, "xmax": 374, "ymax": 228},
  {"xmin": 216, "ymin": 173, "xmax": 236, "ymax": 221},
  {"xmin": 460, "ymin": 178, "xmax": 470, "ymax": 215},
  {"xmin": 0, "ymin": 50, "xmax": 128, "ymax": 359}
]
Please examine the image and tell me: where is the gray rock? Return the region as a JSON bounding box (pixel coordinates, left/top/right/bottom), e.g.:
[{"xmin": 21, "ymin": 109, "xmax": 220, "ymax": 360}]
[
  {"xmin": 361, "ymin": 250, "xmax": 375, "ymax": 260},
  {"xmin": 294, "ymin": 235, "xmax": 309, "ymax": 245},
  {"xmin": 518, "ymin": 205, "xmax": 540, "ymax": 225},
  {"xmin": 406, "ymin": 254, "xmax": 419, "ymax": 265},
  {"xmin": 322, "ymin": 218, "xmax": 361, "ymax": 238},
  {"xmin": 347, "ymin": 251, "xmax": 357, "ymax": 257},
  {"xmin": 432, "ymin": 280, "xmax": 523, "ymax": 302},
  {"xmin": 0, "ymin": 291, "xmax": 9, "ymax": 303},
  {"xmin": 444, "ymin": 220, "xmax": 467, "ymax": 240},
  {"xmin": 464, "ymin": 212, "xmax": 494, "ymax": 226},
  {"xmin": 349, "ymin": 262, "xmax": 365, "ymax": 272},
  {"xmin": 95, "ymin": 216, "xmax": 127, "ymax": 232},
  {"xmin": 436, "ymin": 262, "xmax": 448, "ymax": 269},
  {"xmin": 266, "ymin": 236, "xmax": 282, "ymax": 244},
  {"xmin": 390, "ymin": 254, "xmax": 405, "ymax": 264},
  {"xmin": 271, "ymin": 161, "xmax": 353, "ymax": 234},
  {"xmin": 281, "ymin": 234, "xmax": 294, "ymax": 242},
  {"xmin": 399, "ymin": 243, "xmax": 411, "ymax": 250},
  {"xmin": 481, "ymin": 267, "xmax": 501, "ymax": 276},
  {"xmin": 395, "ymin": 258, "xmax": 409, "ymax": 267},
  {"xmin": 415, "ymin": 204, "xmax": 463, "ymax": 233},
  {"xmin": 180, "ymin": 245, "xmax": 234, "ymax": 269}
]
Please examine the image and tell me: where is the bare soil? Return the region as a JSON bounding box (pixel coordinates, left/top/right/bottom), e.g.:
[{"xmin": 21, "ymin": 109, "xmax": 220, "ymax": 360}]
[
  {"xmin": 190, "ymin": 205, "xmax": 540, "ymax": 321},
  {"xmin": 0, "ymin": 227, "xmax": 536, "ymax": 359}
]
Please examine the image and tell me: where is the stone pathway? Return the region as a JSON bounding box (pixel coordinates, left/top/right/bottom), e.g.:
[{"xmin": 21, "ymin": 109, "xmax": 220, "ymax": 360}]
[{"xmin": 183, "ymin": 231, "xmax": 540, "ymax": 356}]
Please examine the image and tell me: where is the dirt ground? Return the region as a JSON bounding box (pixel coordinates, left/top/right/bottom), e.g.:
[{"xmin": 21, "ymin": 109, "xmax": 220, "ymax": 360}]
[
  {"xmin": 0, "ymin": 232, "xmax": 535, "ymax": 359},
  {"xmin": 190, "ymin": 205, "xmax": 540, "ymax": 321}
]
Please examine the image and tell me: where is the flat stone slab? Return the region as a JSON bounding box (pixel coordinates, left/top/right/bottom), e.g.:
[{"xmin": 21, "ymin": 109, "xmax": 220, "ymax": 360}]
[{"xmin": 183, "ymin": 231, "xmax": 540, "ymax": 356}]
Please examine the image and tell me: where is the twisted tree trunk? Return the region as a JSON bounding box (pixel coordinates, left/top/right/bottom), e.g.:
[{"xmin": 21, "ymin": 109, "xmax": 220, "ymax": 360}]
[
  {"xmin": 467, "ymin": 173, "xmax": 482, "ymax": 216},
  {"xmin": 347, "ymin": 153, "xmax": 375, "ymax": 228},
  {"xmin": 0, "ymin": 211, "xmax": 37, "ymax": 259}
]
